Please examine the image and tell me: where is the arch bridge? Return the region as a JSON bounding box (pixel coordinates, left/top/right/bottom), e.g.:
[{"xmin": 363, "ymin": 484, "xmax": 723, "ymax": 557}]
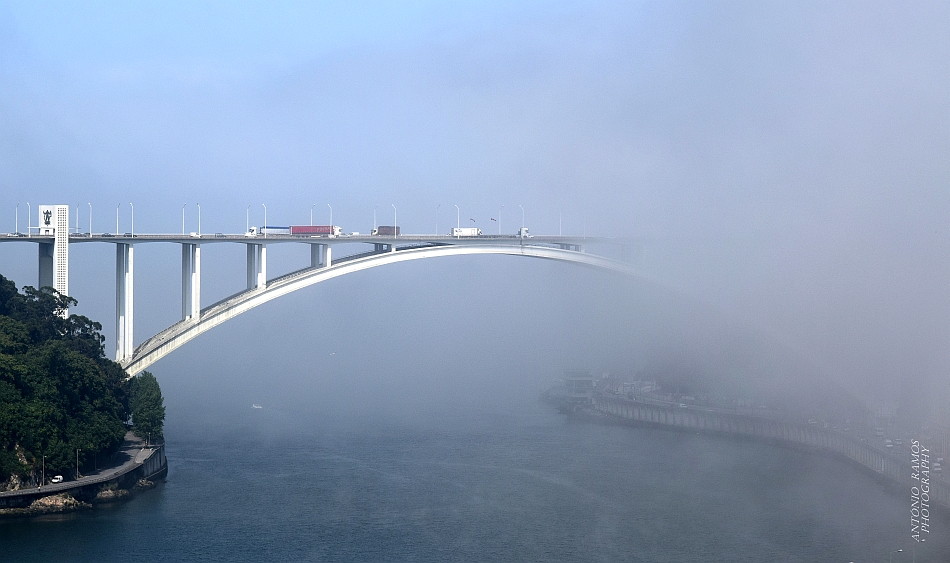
[{"xmin": 1, "ymin": 206, "xmax": 635, "ymax": 376}]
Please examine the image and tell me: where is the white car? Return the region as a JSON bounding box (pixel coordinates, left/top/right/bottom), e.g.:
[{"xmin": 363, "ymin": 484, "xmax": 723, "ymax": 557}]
[{"xmin": 50, "ymin": 475, "xmax": 64, "ymax": 484}]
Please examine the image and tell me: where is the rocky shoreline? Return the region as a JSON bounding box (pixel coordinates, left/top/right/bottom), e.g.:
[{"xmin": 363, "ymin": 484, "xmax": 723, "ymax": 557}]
[{"xmin": 0, "ymin": 479, "xmax": 157, "ymax": 518}]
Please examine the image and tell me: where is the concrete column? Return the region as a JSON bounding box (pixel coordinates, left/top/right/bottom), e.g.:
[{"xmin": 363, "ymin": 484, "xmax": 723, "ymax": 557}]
[
  {"xmin": 247, "ymin": 244, "xmax": 257, "ymax": 289},
  {"xmin": 324, "ymin": 245, "xmax": 332, "ymax": 267},
  {"xmin": 38, "ymin": 243, "xmax": 54, "ymax": 289},
  {"xmin": 182, "ymin": 244, "xmax": 192, "ymax": 320},
  {"xmin": 256, "ymin": 245, "xmax": 267, "ymax": 288},
  {"xmin": 310, "ymin": 244, "xmax": 323, "ymax": 268},
  {"xmin": 115, "ymin": 243, "xmax": 133, "ymax": 361},
  {"xmin": 116, "ymin": 245, "xmax": 125, "ymax": 360},
  {"xmin": 190, "ymin": 245, "xmax": 201, "ymax": 319}
]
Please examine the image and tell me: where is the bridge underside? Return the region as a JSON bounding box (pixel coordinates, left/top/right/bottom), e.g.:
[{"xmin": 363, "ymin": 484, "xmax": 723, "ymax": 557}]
[{"xmin": 120, "ymin": 243, "xmax": 637, "ymax": 376}]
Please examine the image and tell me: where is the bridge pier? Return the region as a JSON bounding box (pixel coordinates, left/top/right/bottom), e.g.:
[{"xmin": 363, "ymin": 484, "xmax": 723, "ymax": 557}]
[
  {"xmin": 38, "ymin": 243, "xmax": 54, "ymax": 288},
  {"xmin": 310, "ymin": 244, "xmax": 331, "ymax": 268},
  {"xmin": 181, "ymin": 244, "xmax": 201, "ymax": 320},
  {"xmin": 115, "ymin": 244, "xmax": 133, "ymax": 361},
  {"xmin": 246, "ymin": 244, "xmax": 256, "ymax": 289},
  {"xmin": 246, "ymin": 244, "xmax": 267, "ymax": 289}
]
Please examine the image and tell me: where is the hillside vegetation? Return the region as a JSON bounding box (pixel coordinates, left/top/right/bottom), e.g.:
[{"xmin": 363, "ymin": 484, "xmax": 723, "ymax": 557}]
[{"xmin": 0, "ymin": 274, "xmax": 163, "ymax": 487}]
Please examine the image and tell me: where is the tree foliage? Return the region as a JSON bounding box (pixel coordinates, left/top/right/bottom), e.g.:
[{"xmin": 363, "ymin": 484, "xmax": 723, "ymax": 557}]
[
  {"xmin": 130, "ymin": 371, "xmax": 165, "ymax": 440},
  {"xmin": 0, "ymin": 274, "xmax": 131, "ymax": 484}
]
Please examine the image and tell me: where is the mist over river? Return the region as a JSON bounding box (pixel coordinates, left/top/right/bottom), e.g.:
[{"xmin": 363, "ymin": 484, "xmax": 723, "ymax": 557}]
[{"xmin": 2, "ymin": 392, "xmax": 946, "ymax": 563}]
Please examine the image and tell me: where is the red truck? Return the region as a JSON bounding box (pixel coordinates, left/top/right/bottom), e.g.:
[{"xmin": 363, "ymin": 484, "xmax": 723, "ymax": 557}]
[
  {"xmin": 289, "ymin": 225, "xmax": 342, "ymax": 236},
  {"xmin": 372, "ymin": 226, "xmax": 400, "ymax": 236}
]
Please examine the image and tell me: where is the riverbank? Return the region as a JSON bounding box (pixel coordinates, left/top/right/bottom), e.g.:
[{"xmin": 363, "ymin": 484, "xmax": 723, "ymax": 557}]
[
  {"xmin": 0, "ymin": 433, "xmax": 167, "ymax": 518},
  {"xmin": 547, "ymin": 391, "xmax": 950, "ymax": 514}
]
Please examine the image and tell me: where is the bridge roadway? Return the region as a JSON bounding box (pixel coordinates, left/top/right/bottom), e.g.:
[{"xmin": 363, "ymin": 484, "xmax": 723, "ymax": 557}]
[
  {"xmin": 0, "ymin": 432, "xmax": 166, "ymax": 509},
  {"xmin": 592, "ymin": 392, "xmax": 950, "ymax": 510},
  {"xmin": 4, "ymin": 232, "xmax": 610, "ymax": 246},
  {"xmin": 1, "ymin": 231, "xmax": 635, "ymax": 376}
]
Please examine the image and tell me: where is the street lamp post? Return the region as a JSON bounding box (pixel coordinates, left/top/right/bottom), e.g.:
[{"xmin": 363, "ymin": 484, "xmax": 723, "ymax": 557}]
[
  {"xmin": 454, "ymin": 205, "xmax": 460, "ymax": 229},
  {"xmin": 15, "ymin": 203, "xmax": 18, "ymax": 234},
  {"xmin": 262, "ymin": 204, "xmax": 267, "ymax": 238},
  {"xmin": 26, "ymin": 202, "xmax": 30, "ymax": 236},
  {"xmin": 130, "ymin": 203, "xmax": 134, "ymax": 237},
  {"xmin": 498, "ymin": 205, "xmax": 504, "ymax": 235},
  {"xmin": 116, "ymin": 204, "xmax": 120, "ymax": 235},
  {"xmin": 392, "ymin": 204, "xmax": 396, "ymax": 237},
  {"xmin": 88, "ymin": 203, "xmax": 92, "ymax": 237},
  {"xmin": 246, "ymin": 205, "xmax": 250, "ymax": 233},
  {"xmin": 327, "ymin": 204, "xmax": 332, "ymax": 226},
  {"xmin": 519, "ymin": 205, "xmax": 524, "ymax": 228},
  {"xmin": 196, "ymin": 203, "xmax": 201, "ymax": 236},
  {"xmin": 374, "ymin": 205, "xmax": 378, "ymax": 231},
  {"xmin": 182, "ymin": 204, "xmax": 186, "ymax": 235},
  {"xmin": 311, "ymin": 204, "xmax": 316, "ymax": 226}
]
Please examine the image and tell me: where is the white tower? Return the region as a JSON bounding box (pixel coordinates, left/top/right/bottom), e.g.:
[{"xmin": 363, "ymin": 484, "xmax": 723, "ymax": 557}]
[{"xmin": 37, "ymin": 205, "xmax": 69, "ymax": 304}]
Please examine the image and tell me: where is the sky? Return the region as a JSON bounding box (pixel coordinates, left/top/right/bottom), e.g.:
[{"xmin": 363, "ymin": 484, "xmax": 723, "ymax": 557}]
[{"xmin": 0, "ymin": 1, "xmax": 948, "ymax": 421}]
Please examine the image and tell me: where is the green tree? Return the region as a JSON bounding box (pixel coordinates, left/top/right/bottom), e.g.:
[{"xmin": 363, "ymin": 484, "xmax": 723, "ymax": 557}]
[
  {"xmin": 0, "ymin": 274, "xmax": 132, "ymax": 483},
  {"xmin": 130, "ymin": 371, "xmax": 165, "ymax": 440}
]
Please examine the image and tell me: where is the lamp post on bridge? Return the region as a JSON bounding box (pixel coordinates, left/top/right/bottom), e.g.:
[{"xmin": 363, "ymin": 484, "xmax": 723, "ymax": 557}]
[
  {"xmin": 182, "ymin": 204, "xmax": 186, "ymax": 235},
  {"xmin": 374, "ymin": 205, "xmax": 378, "ymax": 231},
  {"xmin": 116, "ymin": 203, "xmax": 120, "ymax": 235},
  {"xmin": 392, "ymin": 204, "xmax": 396, "ymax": 237},
  {"xmin": 196, "ymin": 203, "xmax": 201, "ymax": 237},
  {"xmin": 130, "ymin": 203, "xmax": 134, "ymax": 237},
  {"xmin": 311, "ymin": 204, "xmax": 316, "ymax": 226},
  {"xmin": 15, "ymin": 202, "xmax": 18, "ymax": 234},
  {"xmin": 327, "ymin": 204, "xmax": 332, "ymax": 227},
  {"xmin": 262, "ymin": 204, "xmax": 266, "ymax": 239},
  {"xmin": 26, "ymin": 202, "xmax": 30, "ymax": 237},
  {"xmin": 88, "ymin": 203, "xmax": 92, "ymax": 237},
  {"xmin": 498, "ymin": 205, "xmax": 504, "ymax": 235},
  {"xmin": 519, "ymin": 205, "xmax": 524, "ymax": 229},
  {"xmin": 246, "ymin": 205, "xmax": 250, "ymax": 234},
  {"xmin": 454, "ymin": 204, "xmax": 459, "ymax": 230}
]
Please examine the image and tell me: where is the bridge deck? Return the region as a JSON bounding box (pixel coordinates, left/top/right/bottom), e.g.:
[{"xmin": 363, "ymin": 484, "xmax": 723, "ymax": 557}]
[{"xmin": 1, "ymin": 233, "xmax": 621, "ymax": 246}]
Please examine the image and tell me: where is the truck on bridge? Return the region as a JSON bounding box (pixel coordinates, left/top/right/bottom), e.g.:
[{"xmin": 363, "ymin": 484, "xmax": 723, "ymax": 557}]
[
  {"xmin": 289, "ymin": 225, "xmax": 342, "ymax": 236},
  {"xmin": 372, "ymin": 226, "xmax": 400, "ymax": 236},
  {"xmin": 452, "ymin": 227, "xmax": 482, "ymax": 237},
  {"xmin": 247, "ymin": 225, "xmax": 343, "ymax": 236}
]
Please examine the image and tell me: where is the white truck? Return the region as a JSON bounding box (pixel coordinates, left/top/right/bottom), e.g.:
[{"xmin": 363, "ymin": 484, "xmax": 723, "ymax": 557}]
[{"xmin": 451, "ymin": 227, "xmax": 482, "ymax": 237}]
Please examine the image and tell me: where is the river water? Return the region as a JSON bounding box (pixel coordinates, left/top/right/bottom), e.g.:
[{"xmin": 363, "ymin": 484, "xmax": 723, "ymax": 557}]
[{"xmin": 2, "ymin": 396, "xmax": 947, "ymax": 562}]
